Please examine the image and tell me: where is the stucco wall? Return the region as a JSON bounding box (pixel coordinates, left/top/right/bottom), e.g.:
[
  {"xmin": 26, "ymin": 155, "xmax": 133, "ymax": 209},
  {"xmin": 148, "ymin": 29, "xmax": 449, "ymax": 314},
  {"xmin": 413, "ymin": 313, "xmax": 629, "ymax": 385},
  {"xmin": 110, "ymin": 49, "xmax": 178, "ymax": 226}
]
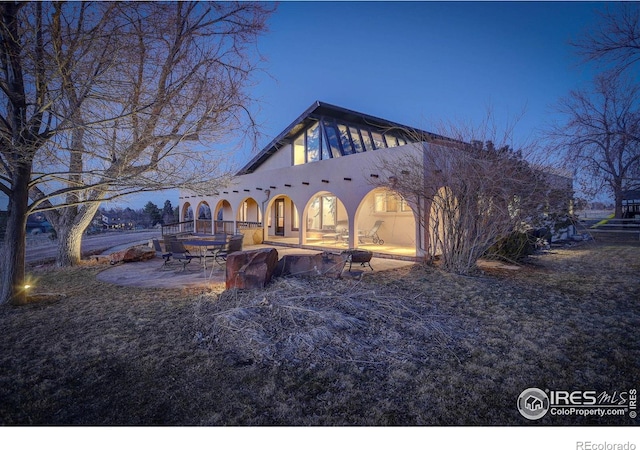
[{"xmin": 180, "ymin": 142, "xmax": 423, "ymax": 250}]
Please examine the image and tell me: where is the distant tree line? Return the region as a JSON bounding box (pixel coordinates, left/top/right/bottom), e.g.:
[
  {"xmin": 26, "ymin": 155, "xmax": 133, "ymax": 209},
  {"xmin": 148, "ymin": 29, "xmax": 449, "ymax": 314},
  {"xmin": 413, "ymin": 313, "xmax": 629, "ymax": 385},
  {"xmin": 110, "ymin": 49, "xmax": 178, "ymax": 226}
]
[{"xmin": 96, "ymin": 200, "xmax": 179, "ymax": 230}]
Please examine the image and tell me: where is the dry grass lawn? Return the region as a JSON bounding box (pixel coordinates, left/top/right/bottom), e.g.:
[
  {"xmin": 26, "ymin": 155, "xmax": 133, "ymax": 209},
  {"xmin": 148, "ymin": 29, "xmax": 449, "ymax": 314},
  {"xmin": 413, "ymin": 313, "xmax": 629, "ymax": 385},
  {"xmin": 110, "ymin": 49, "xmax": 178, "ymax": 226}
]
[{"xmin": 0, "ymin": 238, "xmax": 638, "ymax": 425}]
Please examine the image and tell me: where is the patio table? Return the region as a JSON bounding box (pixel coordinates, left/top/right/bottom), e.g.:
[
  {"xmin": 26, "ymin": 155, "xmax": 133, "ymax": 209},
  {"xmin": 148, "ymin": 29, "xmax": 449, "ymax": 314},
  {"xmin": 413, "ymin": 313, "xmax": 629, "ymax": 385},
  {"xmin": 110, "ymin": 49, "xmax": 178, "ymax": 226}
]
[{"xmin": 182, "ymin": 239, "xmax": 226, "ymax": 269}]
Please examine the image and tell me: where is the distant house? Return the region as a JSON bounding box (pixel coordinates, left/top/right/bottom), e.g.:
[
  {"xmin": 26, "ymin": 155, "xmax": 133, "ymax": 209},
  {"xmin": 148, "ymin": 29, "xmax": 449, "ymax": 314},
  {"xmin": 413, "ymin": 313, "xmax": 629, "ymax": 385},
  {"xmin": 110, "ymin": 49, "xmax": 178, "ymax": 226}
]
[
  {"xmin": 178, "ymin": 101, "xmax": 572, "ymax": 259},
  {"xmin": 101, "ymin": 213, "xmax": 135, "ymax": 230}
]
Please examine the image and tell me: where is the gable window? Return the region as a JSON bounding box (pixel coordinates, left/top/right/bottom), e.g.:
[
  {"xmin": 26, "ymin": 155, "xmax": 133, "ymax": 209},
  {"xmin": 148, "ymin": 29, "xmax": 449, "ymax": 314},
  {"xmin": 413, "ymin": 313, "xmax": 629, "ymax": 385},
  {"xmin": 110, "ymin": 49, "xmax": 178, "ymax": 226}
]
[
  {"xmin": 307, "ymin": 122, "xmax": 321, "ymax": 162},
  {"xmin": 349, "ymin": 126, "xmax": 365, "ymax": 153},
  {"xmin": 291, "ymin": 117, "xmax": 415, "ymax": 166},
  {"xmin": 371, "ymin": 131, "xmax": 386, "ymax": 150},
  {"xmin": 294, "ymin": 134, "xmax": 305, "ymax": 165}
]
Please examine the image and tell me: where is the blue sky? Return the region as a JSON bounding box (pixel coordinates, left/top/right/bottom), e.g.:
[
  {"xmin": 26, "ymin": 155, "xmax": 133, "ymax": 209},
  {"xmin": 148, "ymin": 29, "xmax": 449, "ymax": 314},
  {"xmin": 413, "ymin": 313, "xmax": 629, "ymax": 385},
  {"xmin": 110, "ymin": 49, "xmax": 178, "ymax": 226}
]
[{"xmin": 124, "ymin": 1, "xmax": 610, "ymax": 209}]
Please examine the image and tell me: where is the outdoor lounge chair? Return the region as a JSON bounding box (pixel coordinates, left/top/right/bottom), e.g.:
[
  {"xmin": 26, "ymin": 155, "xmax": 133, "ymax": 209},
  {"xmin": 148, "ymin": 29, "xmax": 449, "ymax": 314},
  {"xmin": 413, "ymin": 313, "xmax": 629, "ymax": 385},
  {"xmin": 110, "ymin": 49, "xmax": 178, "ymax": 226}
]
[
  {"xmin": 358, "ymin": 220, "xmax": 384, "ymax": 245},
  {"xmin": 213, "ymin": 234, "xmax": 244, "ymax": 265},
  {"xmin": 152, "ymin": 238, "xmax": 172, "ymax": 268},
  {"xmin": 166, "ymin": 239, "xmax": 198, "ymax": 271}
]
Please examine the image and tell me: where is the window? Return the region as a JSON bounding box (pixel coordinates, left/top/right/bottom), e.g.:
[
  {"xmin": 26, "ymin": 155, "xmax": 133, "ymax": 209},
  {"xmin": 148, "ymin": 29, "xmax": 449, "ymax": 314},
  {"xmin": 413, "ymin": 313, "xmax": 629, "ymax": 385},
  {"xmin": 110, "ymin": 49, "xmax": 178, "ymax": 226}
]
[
  {"xmin": 384, "ymin": 133, "xmax": 398, "ymax": 147},
  {"xmin": 291, "ymin": 117, "xmax": 416, "ymax": 166},
  {"xmin": 323, "ymin": 120, "xmax": 341, "ymax": 159},
  {"xmin": 401, "ymin": 197, "xmax": 411, "ymax": 212},
  {"xmin": 371, "ymin": 131, "xmax": 386, "ymax": 149},
  {"xmin": 349, "ymin": 126, "xmax": 365, "ymax": 153},
  {"xmin": 360, "ymin": 129, "xmax": 374, "ymax": 151},
  {"xmin": 374, "ymin": 193, "xmax": 386, "ymax": 213},
  {"xmin": 307, "ymin": 195, "xmax": 337, "ymax": 230},
  {"xmin": 374, "ymin": 192, "xmax": 411, "ymax": 213},
  {"xmin": 292, "ymin": 204, "xmax": 299, "ymax": 231},
  {"xmin": 294, "ymin": 134, "xmax": 305, "ymax": 165},
  {"xmin": 239, "ymin": 201, "xmax": 248, "ymax": 221},
  {"xmin": 337, "ymin": 124, "xmax": 353, "ymax": 155},
  {"xmin": 307, "ymin": 122, "xmax": 320, "ymax": 162}
]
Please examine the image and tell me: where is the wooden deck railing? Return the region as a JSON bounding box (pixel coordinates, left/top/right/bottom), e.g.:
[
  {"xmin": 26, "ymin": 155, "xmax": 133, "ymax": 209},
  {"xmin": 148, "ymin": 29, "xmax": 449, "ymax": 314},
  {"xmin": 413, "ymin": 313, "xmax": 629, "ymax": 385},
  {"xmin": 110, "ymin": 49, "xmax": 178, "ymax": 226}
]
[{"xmin": 161, "ymin": 220, "xmax": 194, "ymax": 236}]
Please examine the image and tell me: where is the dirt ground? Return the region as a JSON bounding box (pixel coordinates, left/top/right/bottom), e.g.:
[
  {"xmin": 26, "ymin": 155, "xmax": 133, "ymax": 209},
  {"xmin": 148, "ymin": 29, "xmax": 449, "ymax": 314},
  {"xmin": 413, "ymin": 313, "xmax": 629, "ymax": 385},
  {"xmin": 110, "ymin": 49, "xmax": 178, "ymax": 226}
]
[{"xmin": 0, "ymin": 237, "xmax": 638, "ymax": 425}]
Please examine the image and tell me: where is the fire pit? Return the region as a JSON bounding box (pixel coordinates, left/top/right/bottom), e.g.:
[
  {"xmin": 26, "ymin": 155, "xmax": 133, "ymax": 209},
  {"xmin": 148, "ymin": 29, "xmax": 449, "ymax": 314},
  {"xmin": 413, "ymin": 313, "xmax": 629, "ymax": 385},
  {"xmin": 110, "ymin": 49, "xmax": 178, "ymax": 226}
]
[{"xmin": 342, "ymin": 249, "xmax": 373, "ymax": 271}]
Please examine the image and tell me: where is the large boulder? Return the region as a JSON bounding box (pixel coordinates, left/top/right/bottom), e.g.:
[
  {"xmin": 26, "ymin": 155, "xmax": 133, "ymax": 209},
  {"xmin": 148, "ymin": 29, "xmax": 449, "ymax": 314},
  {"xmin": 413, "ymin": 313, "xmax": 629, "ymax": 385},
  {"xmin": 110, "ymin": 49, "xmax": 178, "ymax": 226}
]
[
  {"xmin": 274, "ymin": 252, "xmax": 347, "ymax": 279},
  {"xmin": 109, "ymin": 246, "xmax": 156, "ymax": 264},
  {"xmin": 226, "ymin": 248, "xmax": 279, "ymax": 290}
]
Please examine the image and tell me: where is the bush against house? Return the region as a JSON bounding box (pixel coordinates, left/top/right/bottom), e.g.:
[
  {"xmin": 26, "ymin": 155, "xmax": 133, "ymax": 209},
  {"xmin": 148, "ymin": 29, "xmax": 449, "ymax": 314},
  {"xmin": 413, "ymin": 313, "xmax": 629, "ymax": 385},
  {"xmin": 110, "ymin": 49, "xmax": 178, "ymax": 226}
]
[{"xmin": 375, "ymin": 139, "xmax": 571, "ymax": 274}]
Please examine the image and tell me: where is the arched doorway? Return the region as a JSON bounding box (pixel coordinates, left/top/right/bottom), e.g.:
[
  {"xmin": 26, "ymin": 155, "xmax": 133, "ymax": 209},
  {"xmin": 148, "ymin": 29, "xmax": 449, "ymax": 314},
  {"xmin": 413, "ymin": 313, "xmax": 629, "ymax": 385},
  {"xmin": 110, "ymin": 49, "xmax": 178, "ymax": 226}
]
[
  {"xmin": 355, "ymin": 187, "xmax": 417, "ymax": 257},
  {"xmin": 264, "ymin": 195, "xmax": 300, "ymax": 242},
  {"xmin": 237, "ymin": 197, "xmax": 264, "ymax": 245},
  {"xmin": 195, "ymin": 201, "xmax": 212, "ymax": 234},
  {"xmin": 214, "ymin": 200, "xmax": 234, "ymax": 234},
  {"xmin": 237, "ymin": 197, "xmax": 262, "ymax": 224},
  {"xmin": 303, "ymin": 191, "xmax": 349, "ymax": 248},
  {"xmin": 182, "ymin": 202, "xmax": 194, "ymax": 221}
]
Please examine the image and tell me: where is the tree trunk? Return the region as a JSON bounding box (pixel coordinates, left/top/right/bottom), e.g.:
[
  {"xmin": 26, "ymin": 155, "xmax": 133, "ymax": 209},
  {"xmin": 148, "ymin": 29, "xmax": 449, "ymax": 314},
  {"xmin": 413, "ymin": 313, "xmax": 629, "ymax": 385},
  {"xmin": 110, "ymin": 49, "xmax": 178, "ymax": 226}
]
[
  {"xmin": 613, "ymin": 180, "xmax": 624, "ymax": 219},
  {"xmin": 53, "ymin": 201, "xmax": 102, "ymax": 267},
  {"xmin": 0, "ymin": 167, "xmax": 31, "ymax": 305}
]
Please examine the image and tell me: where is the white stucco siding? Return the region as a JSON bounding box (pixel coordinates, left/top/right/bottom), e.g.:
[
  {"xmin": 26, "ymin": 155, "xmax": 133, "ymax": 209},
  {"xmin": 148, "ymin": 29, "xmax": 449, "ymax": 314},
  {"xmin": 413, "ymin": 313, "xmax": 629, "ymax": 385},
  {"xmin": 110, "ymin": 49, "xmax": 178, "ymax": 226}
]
[
  {"xmin": 252, "ymin": 143, "xmax": 293, "ymax": 172},
  {"xmin": 179, "ymin": 142, "xmax": 424, "ymax": 252}
]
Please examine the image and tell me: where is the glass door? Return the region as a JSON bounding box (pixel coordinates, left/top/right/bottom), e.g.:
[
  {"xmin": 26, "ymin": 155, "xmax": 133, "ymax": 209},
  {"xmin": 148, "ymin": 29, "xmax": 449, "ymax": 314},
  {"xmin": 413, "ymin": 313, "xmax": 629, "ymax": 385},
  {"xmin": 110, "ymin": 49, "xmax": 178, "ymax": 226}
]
[{"xmin": 275, "ymin": 198, "xmax": 285, "ymax": 236}]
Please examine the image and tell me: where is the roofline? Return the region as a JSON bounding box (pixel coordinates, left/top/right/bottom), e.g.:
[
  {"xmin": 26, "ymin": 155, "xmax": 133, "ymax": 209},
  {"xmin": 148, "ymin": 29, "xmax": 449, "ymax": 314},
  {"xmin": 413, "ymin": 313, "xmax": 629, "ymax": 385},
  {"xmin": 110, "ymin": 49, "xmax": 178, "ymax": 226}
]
[{"xmin": 237, "ymin": 101, "xmax": 441, "ymax": 175}]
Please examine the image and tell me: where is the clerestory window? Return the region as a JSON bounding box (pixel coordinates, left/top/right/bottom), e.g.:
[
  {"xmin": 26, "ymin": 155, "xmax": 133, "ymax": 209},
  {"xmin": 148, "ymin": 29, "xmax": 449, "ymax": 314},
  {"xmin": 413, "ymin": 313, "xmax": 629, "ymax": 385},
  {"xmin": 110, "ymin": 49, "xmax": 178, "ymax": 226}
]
[{"xmin": 292, "ymin": 117, "xmax": 414, "ymax": 166}]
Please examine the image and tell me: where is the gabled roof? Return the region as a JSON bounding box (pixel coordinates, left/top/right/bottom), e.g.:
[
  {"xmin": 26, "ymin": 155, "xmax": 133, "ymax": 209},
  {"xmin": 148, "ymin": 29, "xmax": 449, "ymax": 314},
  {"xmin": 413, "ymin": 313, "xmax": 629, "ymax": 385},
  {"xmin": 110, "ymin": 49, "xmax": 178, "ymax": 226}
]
[{"xmin": 237, "ymin": 101, "xmax": 439, "ymax": 175}]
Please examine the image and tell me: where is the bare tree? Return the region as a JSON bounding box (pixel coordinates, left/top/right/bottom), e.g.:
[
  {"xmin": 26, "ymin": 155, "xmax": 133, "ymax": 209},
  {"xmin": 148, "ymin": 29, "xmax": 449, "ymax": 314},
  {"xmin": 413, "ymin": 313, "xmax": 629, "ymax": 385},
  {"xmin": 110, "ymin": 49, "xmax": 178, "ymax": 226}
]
[
  {"xmin": 30, "ymin": 2, "xmax": 271, "ymax": 267},
  {"xmin": 550, "ymin": 72, "xmax": 640, "ymax": 219},
  {"xmin": 371, "ymin": 119, "xmax": 567, "ymax": 275},
  {"xmin": 573, "ymin": 3, "xmax": 640, "ymax": 75},
  {"xmin": 0, "ymin": 2, "xmax": 110, "ymax": 304},
  {"xmin": 0, "ymin": 2, "xmax": 272, "ymax": 304}
]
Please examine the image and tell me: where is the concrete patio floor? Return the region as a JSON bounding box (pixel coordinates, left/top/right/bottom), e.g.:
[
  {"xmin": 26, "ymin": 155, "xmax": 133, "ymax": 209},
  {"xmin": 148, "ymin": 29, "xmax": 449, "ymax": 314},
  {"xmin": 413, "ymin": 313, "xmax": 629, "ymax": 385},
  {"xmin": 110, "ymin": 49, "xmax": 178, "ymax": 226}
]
[{"xmin": 96, "ymin": 244, "xmax": 416, "ymax": 289}]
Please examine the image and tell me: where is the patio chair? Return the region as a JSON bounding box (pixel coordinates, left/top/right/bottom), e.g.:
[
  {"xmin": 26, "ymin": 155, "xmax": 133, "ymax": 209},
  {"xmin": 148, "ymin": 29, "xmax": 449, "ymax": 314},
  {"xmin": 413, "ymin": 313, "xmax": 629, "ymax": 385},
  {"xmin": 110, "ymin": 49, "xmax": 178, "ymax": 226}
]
[
  {"xmin": 213, "ymin": 234, "xmax": 244, "ymax": 265},
  {"xmin": 358, "ymin": 220, "xmax": 384, "ymax": 245},
  {"xmin": 152, "ymin": 239, "xmax": 172, "ymax": 269},
  {"xmin": 166, "ymin": 239, "xmax": 198, "ymax": 271}
]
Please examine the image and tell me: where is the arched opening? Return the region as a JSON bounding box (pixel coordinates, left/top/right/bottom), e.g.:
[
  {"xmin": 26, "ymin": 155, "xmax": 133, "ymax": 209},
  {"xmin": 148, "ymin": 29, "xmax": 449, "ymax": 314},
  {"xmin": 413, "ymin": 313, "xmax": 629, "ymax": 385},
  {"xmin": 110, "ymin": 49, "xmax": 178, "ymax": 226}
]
[
  {"xmin": 182, "ymin": 202, "xmax": 193, "ymax": 221},
  {"xmin": 303, "ymin": 191, "xmax": 349, "ymax": 248},
  {"xmin": 195, "ymin": 201, "xmax": 212, "ymax": 234},
  {"xmin": 236, "ymin": 197, "xmax": 262, "ymax": 224},
  {"xmin": 237, "ymin": 197, "xmax": 264, "ymax": 245},
  {"xmin": 214, "ymin": 200, "xmax": 234, "ymax": 234},
  {"xmin": 355, "ymin": 187, "xmax": 417, "ymax": 257},
  {"xmin": 264, "ymin": 195, "xmax": 300, "ymax": 243}
]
